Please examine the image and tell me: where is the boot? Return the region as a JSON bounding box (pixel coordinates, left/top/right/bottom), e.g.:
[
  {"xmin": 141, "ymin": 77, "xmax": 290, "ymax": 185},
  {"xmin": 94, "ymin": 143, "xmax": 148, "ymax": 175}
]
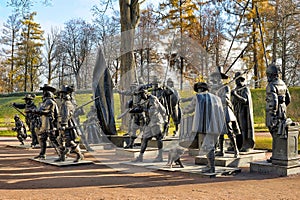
[
  {"xmin": 153, "ymin": 149, "xmax": 163, "ymax": 162},
  {"xmin": 133, "ymin": 153, "xmax": 143, "ymax": 162},
  {"xmin": 124, "ymin": 136, "xmax": 136, "ymax": 149},
  {"xmin": 73, "ymin": 146, "xmax": 84, "ymax": 163},
  {"xmin": 215, "ymin": 136, "xmax": 224, "ymax": 157},
  {"xmin": 229, "ymin": 136, "xmax": 240, "ymax": 158},
  {"xmin": 54, "ymin": 148, "xmax": 68, "ymax": 162},
  {"xmin": 202, "ymin": 150, "xmax": 215, "ymax": 173},
  {"xmin": 34, "ymin": 154, "xmax": 46, "ymax": 160}
]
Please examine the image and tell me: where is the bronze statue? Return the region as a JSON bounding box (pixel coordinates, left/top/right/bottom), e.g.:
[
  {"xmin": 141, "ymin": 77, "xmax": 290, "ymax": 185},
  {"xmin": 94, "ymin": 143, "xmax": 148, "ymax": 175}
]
[
  {"xmin": 209, "ymin": 71, "xmax": 240, "ymax": 158},
  {"xmin": 133, "ymin": 88, "xmax": 167, "ymax": 162},
  {"xmin": 13, "ymin": 94, "xmax": 40, "ymax": 147},
  {"xmin": 12, "ymin": 115, "xmax": 27, "ymax": 145},
  {"xmin": 231, "ymin": 72, "xmax": 255, "ymax": 152},
  {"xmin": 265, "ymin": 64, "xmax": 291, "ymax": 162},
  {"xmin": 34, "ymin": 84, "xmax": 60, "ymax": 160},
  {"xmin": 183, "ymin": 82, "xmax": 226, "ymax": 173}
]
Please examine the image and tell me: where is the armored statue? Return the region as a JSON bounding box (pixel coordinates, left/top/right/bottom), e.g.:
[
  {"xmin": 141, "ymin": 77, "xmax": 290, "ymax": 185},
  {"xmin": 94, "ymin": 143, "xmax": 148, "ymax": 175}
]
[
  {"xmin": 13, "ymin": 94, "xmax": 40, "ymax": 147},
  {"xmin": 56, "ymin": 85, "xmax": 84, "ymax": 162},
  {"xmin": 133, "ymin": 88, "xmax": 167, "ymax": 162},
  {"xmin": 266, "ymin": 64, "xmax": 291, "ymax": 162},
  {"xmin": 209, "ymin": 71, "xmax": 240, "ymax": 158},
  {"xmin": 34, "ymin": 84, "xmax": 60, "ymax": 160},
  {"xmin": 183, "ymin": 82, "xmax": 225, "ymax": 173},
  {"xmin": 12, "ymin": 115, "xmax": 27, "ymax": 145},
  {"xmin": 118, "ymin": 82, "xmax": 146, "ymax": 148},
  {"xmin": 165, "ymin": 78, "xmax": 181, "ymax": 136},
  {"xmin": 231, "ymin": 72, "xmax": 255, "ymax": 152}
]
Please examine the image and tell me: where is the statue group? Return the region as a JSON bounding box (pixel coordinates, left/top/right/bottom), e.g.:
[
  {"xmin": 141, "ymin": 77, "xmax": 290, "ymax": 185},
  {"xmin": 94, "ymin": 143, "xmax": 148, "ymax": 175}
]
[
  {"xmin": 119, "ymin": 63, "xmax": 295, "ymax": 173},
  {"xmin": 11, "ymin": 63, "xmax": 295, "ymax": 172},
  {"xmin": 12, "ymin": 84, "xmax": 85, "ymax": 163}
]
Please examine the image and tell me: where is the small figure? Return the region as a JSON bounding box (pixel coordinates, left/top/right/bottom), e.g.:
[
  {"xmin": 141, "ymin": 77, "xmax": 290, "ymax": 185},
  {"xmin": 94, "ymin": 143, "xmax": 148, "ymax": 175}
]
[
  {"xmin": 183, "ymin": 82, "xmax": 226, "ymax": 173},
  {"xmin": 13, "ymin": 94, "xmax": 40, "ymax": 147},
  {"xmin": 231, "ymin": 72, "xmax": 255, "ymax": 152},
  {"xmin": 166, "ymin": 146, "xmax": 185, "ymax": 168},
  {"xmin": 133, "ymin": 88, "xmax": 167, "ymax": 162},
  {"xmin": 83, "ymin": 105, "xmax": 102, "ymax": 144},
  {"xmin": 34, "ymin": 84, "xmax": 60, "ymax": 160},
  {"xmin": 265, "ymin": 63, "xmax": 291, "ymax": 162},
  {"xmin": 165, "ymin": 78, "xmax": 181, "ymax": 136},
  {"xmin": 12, "ymin": 115, "xmax": 27, "ymax": 145},
  {"xmin": 209, "ymin": 70, "xmax": 240, "ymax": 158},
  {"xmin": 56, "ymin": 85, "xmax": 84, "ymax": 162}
]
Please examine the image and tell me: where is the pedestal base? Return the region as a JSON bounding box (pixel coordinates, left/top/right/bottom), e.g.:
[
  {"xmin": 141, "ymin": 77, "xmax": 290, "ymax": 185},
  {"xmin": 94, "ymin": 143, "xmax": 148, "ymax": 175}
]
[
  {"xmin": 195, "ymin": 150, "xmax": 267, "ymax": 167},
  {"xmin": 250, "ymin": 160, "xmax": 300, "ymax": 176}
]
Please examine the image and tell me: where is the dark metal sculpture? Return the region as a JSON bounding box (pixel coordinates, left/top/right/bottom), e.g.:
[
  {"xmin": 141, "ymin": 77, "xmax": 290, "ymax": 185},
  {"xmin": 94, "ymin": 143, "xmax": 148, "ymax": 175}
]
[
  {"xmin": 92, "ymin": 48, "xmax": 117, "ymax": 135},
  {"xmin": 231, "ymin": 72, "xmax": 255, "ymax": 152}
]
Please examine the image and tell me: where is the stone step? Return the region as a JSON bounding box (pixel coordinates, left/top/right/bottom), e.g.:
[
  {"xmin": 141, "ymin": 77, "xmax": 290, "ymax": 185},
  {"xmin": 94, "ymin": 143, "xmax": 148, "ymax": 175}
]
[
  {"xmin": 89, "ymin": 143, "xmax": 114, "ymax": 150},
  {"xmin": 195, "ymin": 150, "xmax": 267, "ymax": 167},
  {"xmin": 115, "ymin": 147, "xmax": 159, "ymax": 158}
]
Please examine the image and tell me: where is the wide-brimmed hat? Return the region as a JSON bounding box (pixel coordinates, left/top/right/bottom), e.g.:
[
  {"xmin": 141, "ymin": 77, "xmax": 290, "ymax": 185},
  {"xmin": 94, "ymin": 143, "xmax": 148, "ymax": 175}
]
[
  {"xmin": 59, "ymin": 85, "xmax": 74, "ymax": 94},
  {"xmin": 194, "ymin": 82, "xmax": 209, "ymax": 92},
  {"xmin": 23, "ymin": 94, "xmax": 35, "ymax": 100},
  {"xmin": 234, "ymin": 72, "xmax": 246, "ymax": 81},
  {"xmin": 40, "ymin": 84, "xmax": 56, "ymax": 93}
]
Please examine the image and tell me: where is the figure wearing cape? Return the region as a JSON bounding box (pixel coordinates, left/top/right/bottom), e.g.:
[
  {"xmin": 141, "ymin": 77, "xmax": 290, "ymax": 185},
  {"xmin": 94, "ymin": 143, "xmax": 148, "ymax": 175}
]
[
  {"xmin": 92, "ymin": 48, "xmax": 117, "ymax": 135},
  {"xmin": 181, "ymin": 90, "xmax": 226, "ymax": 152}
]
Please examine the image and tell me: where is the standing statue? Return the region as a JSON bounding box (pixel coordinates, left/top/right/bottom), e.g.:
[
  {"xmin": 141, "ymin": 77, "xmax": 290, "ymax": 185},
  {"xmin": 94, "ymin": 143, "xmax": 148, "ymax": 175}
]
[
  {"xmin": 209, "ymin": 71, "xmax": 240, "ymax": 158},
  {"xmin": 183, "ymin": 82, "xmax": 226, "ymax": 173},
  {"xmin": 133, "ymin": 88, "xmax": 167, "ymax": 162},
  {"xmin": 12, "ymin": 115, "xmax": 27, "ymax": 145},
  {"xmin": 34, "ymin": 84, "xmax": 60, "ymax": 160},
  {"xmin": 265, "ymin": 63, "xmax": 291, "ymax": 162},
  {"xmin": 12, "ymin": 94, "xmax": 40, "ymax": 147},
  {"xmin": 231, "ymin": 72, "xmax": 255, "ymax": 152},
  {"xmin": 56, "ymin": 85, "xmax": 84, "ymax": 162},
  {"xmin": 83, "ymin": 105, "xmax": 102, "ymax": 144},
  {"xmin": 117, "ymin": 82, "xmax": 146, "ymax": 148},
  {"xmin": 165, "ymin": 78, "xmax": 181, "ymax": 136}
]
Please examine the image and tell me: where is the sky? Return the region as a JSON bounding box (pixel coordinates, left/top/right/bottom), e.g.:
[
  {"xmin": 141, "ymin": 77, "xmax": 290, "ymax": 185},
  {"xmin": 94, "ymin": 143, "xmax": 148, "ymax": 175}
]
[{"xmin": 0, "ymin": 0, "xmax": 102, "ymax": 34}]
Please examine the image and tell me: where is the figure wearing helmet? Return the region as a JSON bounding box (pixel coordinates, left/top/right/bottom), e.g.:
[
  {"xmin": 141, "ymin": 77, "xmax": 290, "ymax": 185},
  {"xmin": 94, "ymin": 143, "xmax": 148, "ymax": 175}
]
[
  {"xmin": 12, "ymin": 115, "xmax": 27, "ymax": 145},
  {"xmin": 265, "ymin": 64, "xmax": 291, "ymax": 162}
]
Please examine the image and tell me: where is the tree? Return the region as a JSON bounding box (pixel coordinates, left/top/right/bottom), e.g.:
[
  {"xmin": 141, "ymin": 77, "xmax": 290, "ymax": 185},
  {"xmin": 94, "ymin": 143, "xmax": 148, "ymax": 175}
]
[
  {"xmin": 43, "ymin": 27, "xmax": 61, "ymax": 85},
  {"xmin": 59, "ymin": 19, "xmax": 97, "ymax": 89},
  {"xmin": 269, "ymin": 0, "xmax": 300, "ymax": 84},
  {"xmin": 17, "ymin": 12, "xmax": 44, "ymax": 92},
  {"xmin": 0, "ymin": 13, "xmax": 22, "ymax": 92},
  {"xmin": 160, "ymin": 0, "xmax": 198, "ymax": 89}
]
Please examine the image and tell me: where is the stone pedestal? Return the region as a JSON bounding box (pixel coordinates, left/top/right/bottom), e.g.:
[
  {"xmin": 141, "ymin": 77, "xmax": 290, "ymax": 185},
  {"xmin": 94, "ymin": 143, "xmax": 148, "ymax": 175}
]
[
  {"xmin": 250, "ymin": 124, "xmax": 300, "ymax": 176},
  {"xmin": 195, "ymin": 150, "xmax": 267, "ymax": 167},
  {"xmin": 271, "ymin": 125, "xmax": 299, "ymax": 166},
  {"xmin": 107, "ymin": 135, "xmax": 130, "ymax": 148}
]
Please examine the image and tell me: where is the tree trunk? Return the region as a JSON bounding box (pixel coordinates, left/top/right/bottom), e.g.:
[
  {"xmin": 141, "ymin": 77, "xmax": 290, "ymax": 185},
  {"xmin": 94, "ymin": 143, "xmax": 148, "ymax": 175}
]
[{"xmin": 119, "ymin": 0, "xmax": 140, "ymax": 130}]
